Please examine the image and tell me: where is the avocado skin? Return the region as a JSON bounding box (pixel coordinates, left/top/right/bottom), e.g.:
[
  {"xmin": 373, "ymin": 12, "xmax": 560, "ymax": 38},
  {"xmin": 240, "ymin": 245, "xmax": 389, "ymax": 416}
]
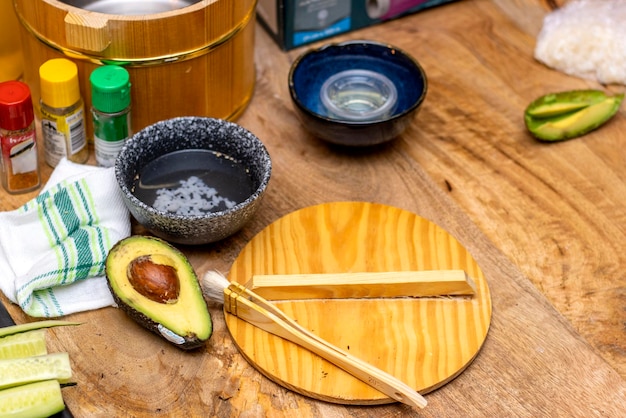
[
  {"xmin": 110, "ymin": 291, "xmax": 207, "ymax": 350},
  {"xmin": 105, "ymin": 236, "xmax": 212, "ymax": 350}
]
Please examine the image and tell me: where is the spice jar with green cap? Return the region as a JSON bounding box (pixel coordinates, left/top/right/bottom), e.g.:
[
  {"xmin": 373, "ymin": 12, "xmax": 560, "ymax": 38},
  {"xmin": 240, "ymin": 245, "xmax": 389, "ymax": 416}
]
[
  {"xmin": 90, "ymin": 65, "xmax": 132, "ymax": 167},
  {"xmin": 39, "ymin": 58, "xmax": 89, "ymax": 167}
]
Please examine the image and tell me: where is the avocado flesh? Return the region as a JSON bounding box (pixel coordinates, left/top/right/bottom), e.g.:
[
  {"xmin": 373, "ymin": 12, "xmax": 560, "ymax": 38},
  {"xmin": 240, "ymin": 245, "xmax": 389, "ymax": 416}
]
[
  {"xmin": 527, "ymin": 101, "xmax": 591, "ymax": 118},
  {"xmin": 525, "ymin": 89, "xmax": 609, "ymax": 118},
  {"xmin": 105, "ymin": 236, "xmax": 212, "ymax": 350},
  {"xmin": 525, "ymin": 92, "xmax": 623, "ymax": 141}
]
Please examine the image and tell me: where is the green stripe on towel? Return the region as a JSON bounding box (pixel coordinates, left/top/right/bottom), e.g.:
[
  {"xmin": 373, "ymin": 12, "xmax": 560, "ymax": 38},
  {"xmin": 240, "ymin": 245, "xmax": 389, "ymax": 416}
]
[{"xmin": 16, "ymin": 179, "xmax": 111, "ymax": 316}]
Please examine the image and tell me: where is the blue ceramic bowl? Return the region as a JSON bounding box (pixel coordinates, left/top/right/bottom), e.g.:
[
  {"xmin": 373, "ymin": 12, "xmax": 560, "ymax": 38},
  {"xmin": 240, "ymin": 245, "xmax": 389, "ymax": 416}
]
[
  {"xmin": 289, "ymin": 40, "xmax": 428, "ymax": 146},
  {"xmin": 115, "ymin": 117, "xmax": 271, "ymax": 245}
]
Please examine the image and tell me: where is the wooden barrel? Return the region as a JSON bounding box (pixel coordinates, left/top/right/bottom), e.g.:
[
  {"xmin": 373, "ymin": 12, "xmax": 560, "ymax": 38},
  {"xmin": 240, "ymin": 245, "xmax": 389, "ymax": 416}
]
[{"xmin": 15, "ymin": 0, "xmax": 256, "ymax": 138}]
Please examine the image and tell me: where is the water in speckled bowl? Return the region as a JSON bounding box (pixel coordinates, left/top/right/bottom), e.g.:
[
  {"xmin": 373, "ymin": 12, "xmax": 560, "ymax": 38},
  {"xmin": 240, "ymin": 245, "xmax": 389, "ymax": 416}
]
[
  {"xmin": 132, "ymin": 149, "xmax": 255, "ymax": 215},
  {"xmin": 115, "ymin": 117, "xmax": 272, "ymax": 245}
]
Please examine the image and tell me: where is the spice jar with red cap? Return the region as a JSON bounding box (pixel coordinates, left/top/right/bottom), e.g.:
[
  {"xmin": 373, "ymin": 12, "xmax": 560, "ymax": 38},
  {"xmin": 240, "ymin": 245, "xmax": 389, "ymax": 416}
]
[{"xmin": 0, "ymin": 80, "xmax": 40, "ymax": 194}]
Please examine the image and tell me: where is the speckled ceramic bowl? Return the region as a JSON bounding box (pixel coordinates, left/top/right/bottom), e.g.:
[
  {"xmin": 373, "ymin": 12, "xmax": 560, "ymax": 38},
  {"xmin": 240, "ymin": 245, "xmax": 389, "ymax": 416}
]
[
  {"xmin": 289, "ymin": 40, "xmax": 428, "ymax": 146},
  {"xmin": 115, "ymin": 117, "xmax": 271, "ymax": 245}
]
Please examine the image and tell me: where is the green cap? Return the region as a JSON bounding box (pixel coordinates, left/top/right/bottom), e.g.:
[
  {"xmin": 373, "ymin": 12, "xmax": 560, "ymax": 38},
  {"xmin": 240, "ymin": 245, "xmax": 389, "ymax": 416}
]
[{"xmin": 90, "ymin": 65, "xmax": 131, "ymax": 113}]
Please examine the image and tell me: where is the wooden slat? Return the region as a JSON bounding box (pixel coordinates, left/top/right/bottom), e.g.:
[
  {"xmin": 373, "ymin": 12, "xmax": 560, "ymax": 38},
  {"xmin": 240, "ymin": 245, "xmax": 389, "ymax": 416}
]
[{"xmin": 249, "ymin": 270, "xmax": 477, "ymax": 300}]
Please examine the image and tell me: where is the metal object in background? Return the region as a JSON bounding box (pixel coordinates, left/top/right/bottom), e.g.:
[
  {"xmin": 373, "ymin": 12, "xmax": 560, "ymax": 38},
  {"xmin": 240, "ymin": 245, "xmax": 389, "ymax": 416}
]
[{"xmin": 59, "ymin": 0, "xmax": 201, "ymax": 15}]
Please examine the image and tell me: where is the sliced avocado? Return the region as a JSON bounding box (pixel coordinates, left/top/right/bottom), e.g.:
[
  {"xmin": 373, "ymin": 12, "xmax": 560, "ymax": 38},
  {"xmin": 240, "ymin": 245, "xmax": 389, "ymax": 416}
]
[
  {"xmin": 525, "ymin": 90, "xmax": 609, "ymax": 118},
  {"xmin": 525, "ymin": 91, "xmax": 623, "ymax": 141},
  {"xmin": 105, "ymin": 236, "xmax": 212, "ymax": 350}
]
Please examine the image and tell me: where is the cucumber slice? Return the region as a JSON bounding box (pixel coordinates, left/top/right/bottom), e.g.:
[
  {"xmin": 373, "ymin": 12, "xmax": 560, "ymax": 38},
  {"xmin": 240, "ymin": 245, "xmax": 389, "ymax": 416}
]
[
  {"xmin": 0, "ymin": 353, "xmax": 72, "ymax": 390},
  {"xmin": 0, "ymin": 330, "xmax": 47, "ymax": 360},
  {"xmin": 0, "ymin": 380, "xmax": 65, "ymax": 418},
  {"xmin": 0, "ymin": 320, "xmax": 82, "ymax": 338}
]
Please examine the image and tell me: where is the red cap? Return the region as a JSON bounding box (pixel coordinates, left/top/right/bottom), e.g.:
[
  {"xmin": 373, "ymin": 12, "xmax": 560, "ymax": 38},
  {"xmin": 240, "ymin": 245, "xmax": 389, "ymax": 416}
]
[{"xmin": 0, "ymin": 81, "xmax": 35, "ymax": 131}]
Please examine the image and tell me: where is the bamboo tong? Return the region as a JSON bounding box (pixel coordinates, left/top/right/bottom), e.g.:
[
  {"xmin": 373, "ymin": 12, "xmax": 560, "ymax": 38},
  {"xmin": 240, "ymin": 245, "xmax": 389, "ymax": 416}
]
[
  {"xmin": 223, "ymin": 280, "xmax": 427, "ymax": 409},
  {"xmin": 202, "ymin": 269, "xmax": 477, "ymax": 410}
]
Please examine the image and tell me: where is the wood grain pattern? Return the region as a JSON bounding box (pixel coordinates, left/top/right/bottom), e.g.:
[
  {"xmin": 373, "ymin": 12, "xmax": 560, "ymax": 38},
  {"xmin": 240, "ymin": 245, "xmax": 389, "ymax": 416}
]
[
  {"xmin": 226, "ymin": 202, "xmax": 492, "ymax": 404},
  {"xmin": 2, "ymin": 0, "xmax": 626, "ymax": 416}
]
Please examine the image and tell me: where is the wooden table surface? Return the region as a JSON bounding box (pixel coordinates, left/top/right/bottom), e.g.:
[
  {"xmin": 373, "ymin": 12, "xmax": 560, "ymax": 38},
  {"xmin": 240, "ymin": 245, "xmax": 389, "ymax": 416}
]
[{"xmin": 2, "ymin": 0, "xmax": 626, "ymax": 416}]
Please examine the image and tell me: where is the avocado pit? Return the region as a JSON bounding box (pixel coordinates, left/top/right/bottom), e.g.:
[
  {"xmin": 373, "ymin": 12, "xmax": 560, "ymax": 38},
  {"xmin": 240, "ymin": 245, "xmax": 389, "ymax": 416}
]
[{"xmin": 127, "ymin": 255, "xmax": 180, "ymax": 303}]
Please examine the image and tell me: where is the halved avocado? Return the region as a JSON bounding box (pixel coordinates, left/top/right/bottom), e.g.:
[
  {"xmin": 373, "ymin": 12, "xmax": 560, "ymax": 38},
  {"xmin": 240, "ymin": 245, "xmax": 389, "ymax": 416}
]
[{"xmin": 105, "ymin": 236, "xmax": 212, "ymax": 350}]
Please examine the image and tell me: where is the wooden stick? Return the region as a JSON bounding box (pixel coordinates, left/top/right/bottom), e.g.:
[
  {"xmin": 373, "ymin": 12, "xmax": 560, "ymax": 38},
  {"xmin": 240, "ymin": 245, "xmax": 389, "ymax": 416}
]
[{"xmin": 248, "ymin": 270, "xmax": 476, "ymax": 301}]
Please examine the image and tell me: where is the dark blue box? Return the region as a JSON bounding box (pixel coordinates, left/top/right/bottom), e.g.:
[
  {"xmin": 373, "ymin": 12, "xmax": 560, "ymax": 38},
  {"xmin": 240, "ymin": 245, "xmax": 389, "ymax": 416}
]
[{"xmin": 257, "ymin": 0, "xmax": 458, "ymax": 50}]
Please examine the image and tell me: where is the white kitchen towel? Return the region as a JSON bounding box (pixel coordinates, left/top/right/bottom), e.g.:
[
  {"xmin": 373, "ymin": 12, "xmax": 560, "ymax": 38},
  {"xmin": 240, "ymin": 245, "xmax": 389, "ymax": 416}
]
[{"xmin": 0, "ymin": 158, "xmax": 130, "ymax": 317}]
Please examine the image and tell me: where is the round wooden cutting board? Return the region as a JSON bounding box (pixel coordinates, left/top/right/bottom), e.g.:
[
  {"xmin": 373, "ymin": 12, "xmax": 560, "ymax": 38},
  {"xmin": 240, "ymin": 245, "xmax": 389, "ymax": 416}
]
[{"xmin": 225, "ymin": 202, "xmax": 492, "ymax": 405}]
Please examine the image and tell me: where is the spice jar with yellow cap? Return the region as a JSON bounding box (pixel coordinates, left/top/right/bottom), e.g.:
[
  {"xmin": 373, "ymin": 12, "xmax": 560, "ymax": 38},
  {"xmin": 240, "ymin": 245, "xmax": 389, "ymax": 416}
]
[{"xmin": 39, "ymin": 58, "xmax": 89, "ymax": 167}]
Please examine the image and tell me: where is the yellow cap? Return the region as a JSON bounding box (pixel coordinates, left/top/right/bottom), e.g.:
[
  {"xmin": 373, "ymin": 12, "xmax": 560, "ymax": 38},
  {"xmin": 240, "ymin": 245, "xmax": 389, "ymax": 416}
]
[{"xmin": 39, "ymin": 58, "xmax": 81, "ymax": 108}]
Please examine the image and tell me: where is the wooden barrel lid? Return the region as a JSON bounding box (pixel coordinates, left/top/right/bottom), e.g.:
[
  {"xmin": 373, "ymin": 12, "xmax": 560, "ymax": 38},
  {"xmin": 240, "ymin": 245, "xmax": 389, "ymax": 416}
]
[{"xmin": 226, "ymin": 202, "xmax": 492, "ymax": 405}]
